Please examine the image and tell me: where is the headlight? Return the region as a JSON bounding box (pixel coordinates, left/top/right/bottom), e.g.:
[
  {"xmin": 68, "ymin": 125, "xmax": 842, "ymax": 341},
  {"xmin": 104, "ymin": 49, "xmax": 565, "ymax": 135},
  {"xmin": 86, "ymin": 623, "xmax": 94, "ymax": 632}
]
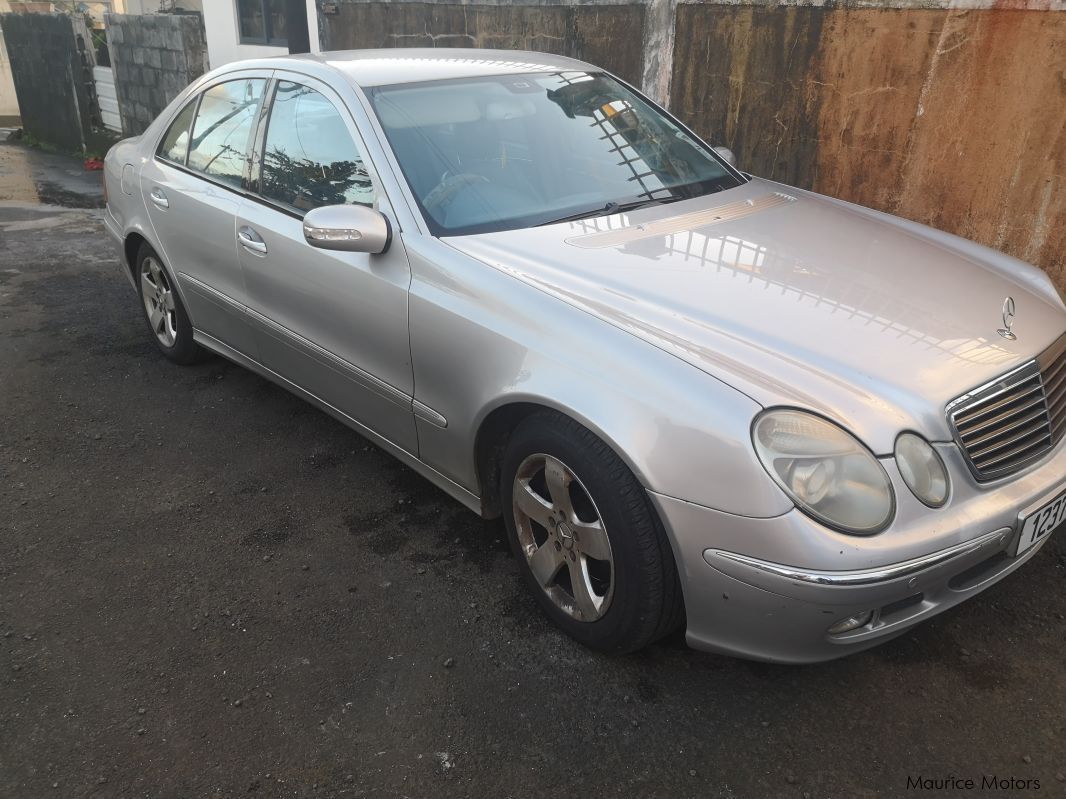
[
  {"xmin": 895, "ymin": 433, "xmax": 949, "ymax": 508},
  {"xmin": 752, "ymin": 410, "xmax": 895, "ymax": 535}
]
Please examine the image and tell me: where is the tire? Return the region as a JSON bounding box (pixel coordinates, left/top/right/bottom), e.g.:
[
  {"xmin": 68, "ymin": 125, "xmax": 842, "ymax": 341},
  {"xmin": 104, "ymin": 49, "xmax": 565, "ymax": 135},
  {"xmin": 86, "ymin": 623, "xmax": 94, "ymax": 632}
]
[
  {"xmin": 134, "ymin": 242, "xmax": 203, "ymax": 365},
  {"xmin": 501, "ymin": 410, "xmax": 684, "ymax": 653}
]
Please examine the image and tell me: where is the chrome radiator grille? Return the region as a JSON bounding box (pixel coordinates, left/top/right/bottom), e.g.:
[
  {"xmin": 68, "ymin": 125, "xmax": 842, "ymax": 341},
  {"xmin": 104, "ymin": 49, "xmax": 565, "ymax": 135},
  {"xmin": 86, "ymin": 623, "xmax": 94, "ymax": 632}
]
[{"xmin": 949, "ymin": 334, "xmax": 1066, "ymax": 481}]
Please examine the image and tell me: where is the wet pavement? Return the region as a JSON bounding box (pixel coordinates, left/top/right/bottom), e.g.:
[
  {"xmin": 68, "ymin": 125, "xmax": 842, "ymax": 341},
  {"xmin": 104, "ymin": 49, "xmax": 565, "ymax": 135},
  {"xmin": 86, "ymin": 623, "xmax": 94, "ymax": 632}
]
[
  {"xmin": 0, "ymin": 132, "xmax": 105, "ymax": 208},
  {"xmin": 1, "ymin": 141, "xmax": 1065, "ymax": 798}
]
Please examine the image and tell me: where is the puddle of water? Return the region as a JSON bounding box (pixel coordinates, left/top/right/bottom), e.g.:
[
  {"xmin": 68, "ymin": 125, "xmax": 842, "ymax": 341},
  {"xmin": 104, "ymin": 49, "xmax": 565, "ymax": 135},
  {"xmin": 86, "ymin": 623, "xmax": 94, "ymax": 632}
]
[{"xmin": 34, "ymin": 180, "xmax": 104, "ymax": 209}]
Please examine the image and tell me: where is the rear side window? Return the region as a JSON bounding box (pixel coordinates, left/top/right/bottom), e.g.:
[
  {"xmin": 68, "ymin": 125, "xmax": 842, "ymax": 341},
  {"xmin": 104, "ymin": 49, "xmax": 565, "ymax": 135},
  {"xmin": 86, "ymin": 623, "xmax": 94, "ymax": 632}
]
[
  {"xmin": 258, "ymin": 81, "xmax": 374, "ymax": 212},
  {"xmin": 187, "ymin": 78, "xmax": 267, "ymax": 187},
  {"xmin": 157, "ymin": 98, "xmax": 197, "ymax": 164}
]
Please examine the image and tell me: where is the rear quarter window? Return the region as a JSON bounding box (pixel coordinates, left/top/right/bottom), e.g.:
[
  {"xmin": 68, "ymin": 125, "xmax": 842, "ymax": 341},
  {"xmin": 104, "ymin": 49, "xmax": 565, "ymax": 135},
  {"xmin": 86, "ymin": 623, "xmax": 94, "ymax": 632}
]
[{"xmin": 157, "ymin": 98, "xmax": 198, "ymax": 165}]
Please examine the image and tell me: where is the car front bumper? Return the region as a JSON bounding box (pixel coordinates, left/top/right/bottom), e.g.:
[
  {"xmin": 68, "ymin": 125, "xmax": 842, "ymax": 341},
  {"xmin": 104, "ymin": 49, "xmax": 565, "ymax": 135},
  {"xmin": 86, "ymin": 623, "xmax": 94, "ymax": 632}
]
[{"xmin": 650, "ymin": 438, "xmax": 1065, "ymax": 664}]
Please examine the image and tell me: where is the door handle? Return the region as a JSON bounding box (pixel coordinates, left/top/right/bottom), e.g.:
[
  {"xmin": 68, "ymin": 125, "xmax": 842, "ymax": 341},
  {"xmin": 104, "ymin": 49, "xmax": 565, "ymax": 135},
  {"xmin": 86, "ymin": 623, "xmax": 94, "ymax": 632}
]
[
  {"xmin": 237, "ymin": 226, "xmax": 267, "ymax": 254},
  {"xmin": 149, "ymin": 187, "xmax": 169, "ymax": 209}
]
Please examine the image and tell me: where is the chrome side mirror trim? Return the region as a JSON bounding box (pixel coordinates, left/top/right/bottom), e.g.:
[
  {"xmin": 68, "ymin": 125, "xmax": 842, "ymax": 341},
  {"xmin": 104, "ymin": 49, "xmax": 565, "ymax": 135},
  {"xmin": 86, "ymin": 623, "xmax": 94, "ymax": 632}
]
[{"xmin": 302, "ymin": 204, "xmax": 391, "ymax": 254}]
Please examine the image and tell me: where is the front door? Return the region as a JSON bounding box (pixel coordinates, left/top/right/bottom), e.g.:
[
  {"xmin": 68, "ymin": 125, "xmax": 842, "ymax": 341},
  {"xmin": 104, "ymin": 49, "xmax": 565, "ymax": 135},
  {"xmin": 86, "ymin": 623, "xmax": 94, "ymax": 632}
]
[{"xmin": 234, "ymin": 77, "xmax": 417, "ymax": 453}]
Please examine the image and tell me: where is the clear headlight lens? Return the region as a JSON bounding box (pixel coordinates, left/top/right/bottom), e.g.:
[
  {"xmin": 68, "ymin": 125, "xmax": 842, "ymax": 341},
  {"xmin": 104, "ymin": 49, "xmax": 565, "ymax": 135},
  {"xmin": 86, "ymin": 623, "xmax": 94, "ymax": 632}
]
[
  {"xmin": 752, "ymin": 410, "xmax": 895, "ymax": 535},
  {"xmin": 895, "ymin": 433, "xmax": 949, "ymax": 508}
]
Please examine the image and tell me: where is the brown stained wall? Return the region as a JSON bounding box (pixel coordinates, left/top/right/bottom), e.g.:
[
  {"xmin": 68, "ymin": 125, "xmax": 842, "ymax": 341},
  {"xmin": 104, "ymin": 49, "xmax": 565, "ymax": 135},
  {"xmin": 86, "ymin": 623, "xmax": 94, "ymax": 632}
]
[
  {"xmin": 323, "ymin": 3, "xmax": 646, "ymax": 87},
  {"xmin": 672, "ymin": 6, "xmax": 1066, "ymax": 287},
  {"xmin": 671, "ymin": 5, "xmax": 826, "ymax": 188}
]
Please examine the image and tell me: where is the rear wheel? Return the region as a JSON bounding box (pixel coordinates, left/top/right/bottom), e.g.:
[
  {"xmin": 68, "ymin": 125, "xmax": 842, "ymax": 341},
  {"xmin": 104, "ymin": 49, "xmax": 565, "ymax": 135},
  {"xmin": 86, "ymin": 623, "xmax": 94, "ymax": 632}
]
[
  {"xmin": 501, "ymin": 411, "xmax": 684, "ymax": 653},
  {"xmin": 135, "ymin": 243, "xmax": 203, "ymax": 364}
]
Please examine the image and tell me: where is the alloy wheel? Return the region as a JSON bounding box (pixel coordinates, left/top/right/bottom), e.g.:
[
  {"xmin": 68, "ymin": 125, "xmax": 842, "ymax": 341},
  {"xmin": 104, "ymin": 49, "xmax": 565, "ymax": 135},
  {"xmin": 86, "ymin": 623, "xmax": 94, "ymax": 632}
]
[
  {"xmin": 140, "ymin": 256, "xmax": 177, "ymax": 348},
  {"xmin": 512, "ymin": 453, "xmax": 615, "ymax": 621}
]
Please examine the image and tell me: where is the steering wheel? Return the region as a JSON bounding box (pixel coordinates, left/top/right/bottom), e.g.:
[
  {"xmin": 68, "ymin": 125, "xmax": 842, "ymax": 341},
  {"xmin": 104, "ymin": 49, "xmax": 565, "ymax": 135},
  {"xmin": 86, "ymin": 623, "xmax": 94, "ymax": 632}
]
[{"xmin": 423, "ymin": 173, "xmax": 490, "ymax": 215}]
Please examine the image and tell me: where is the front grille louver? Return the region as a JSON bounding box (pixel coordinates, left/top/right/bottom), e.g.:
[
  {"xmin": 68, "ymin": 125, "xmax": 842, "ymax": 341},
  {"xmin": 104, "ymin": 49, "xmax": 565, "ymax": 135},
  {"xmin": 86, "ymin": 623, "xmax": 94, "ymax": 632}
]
[{"xmin": 949, "ymin": 334, "xmax": 1066, "ymax": 481}]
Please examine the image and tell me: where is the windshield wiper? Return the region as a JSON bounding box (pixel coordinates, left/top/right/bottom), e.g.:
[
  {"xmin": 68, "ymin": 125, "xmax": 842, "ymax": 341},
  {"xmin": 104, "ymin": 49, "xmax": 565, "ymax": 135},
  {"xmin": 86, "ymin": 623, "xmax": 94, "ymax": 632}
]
[{"xmin": 536, "ymin": 196, "xmax": 678, "ymax": 227}]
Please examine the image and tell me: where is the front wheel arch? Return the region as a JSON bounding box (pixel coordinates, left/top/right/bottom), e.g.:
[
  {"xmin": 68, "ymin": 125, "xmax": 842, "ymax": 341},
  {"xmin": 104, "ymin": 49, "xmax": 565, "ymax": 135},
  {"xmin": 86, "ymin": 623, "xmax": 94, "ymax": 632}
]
[
  {"xmin": 475, "ymin": 402, "xmax": 546, "ymax": 518},
  {"xmin": 499, "ymin": 408, "xmax": 685, "ymax": 652},
  {"xmin": 473, "ymin": 399, "xmax": 652, "ymax": 521}
]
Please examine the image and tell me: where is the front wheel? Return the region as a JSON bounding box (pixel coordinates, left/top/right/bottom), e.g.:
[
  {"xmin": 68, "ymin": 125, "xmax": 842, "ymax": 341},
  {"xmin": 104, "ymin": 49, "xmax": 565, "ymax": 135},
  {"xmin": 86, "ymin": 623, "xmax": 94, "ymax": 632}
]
[
  {"xmin": 501, "ymin": 411, "xmax": 684, "ymax": 653},
  {"xmin": 135, "ymin": 243, "xmax": 203, "ymax": 364}
]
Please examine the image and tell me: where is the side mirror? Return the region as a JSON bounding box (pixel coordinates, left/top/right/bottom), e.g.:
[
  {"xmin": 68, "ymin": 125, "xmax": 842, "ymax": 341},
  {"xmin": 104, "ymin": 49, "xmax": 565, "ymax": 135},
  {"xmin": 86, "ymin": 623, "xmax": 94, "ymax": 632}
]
[
  {"xmin": 712, "ymin": 146, "xmax": 738, "ymax": 169},
  {"xmin": 303, "ymin": 204, "xmax": 390, "ymax": 254}
]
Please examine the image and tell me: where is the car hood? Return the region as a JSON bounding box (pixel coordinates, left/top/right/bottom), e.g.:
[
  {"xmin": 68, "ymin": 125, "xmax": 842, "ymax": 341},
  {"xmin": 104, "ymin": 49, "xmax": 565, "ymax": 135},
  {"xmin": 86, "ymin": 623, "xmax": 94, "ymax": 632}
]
[{"xmin": 444, "ymin": 179, "xmax": 1066, "ymax": 452}]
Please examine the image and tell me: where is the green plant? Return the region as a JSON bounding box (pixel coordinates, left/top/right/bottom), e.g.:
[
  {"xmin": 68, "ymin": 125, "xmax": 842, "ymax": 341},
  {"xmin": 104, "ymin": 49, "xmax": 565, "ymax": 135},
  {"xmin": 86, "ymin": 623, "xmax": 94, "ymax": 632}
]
[
  {"xmin": 16, "ymin": 128, "xmax": 115, "ymax": 161},
  {"xmin": 19, "ymin": 132, "xmax": 59, "ymax": 153}
]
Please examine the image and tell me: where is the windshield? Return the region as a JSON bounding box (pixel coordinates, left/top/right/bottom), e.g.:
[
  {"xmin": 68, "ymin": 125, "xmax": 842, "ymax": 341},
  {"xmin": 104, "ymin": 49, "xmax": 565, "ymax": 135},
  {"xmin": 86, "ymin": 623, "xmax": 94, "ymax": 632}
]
[{"xmin": 367, "ymin": 71, "xmax": 743, "ymax": 236}]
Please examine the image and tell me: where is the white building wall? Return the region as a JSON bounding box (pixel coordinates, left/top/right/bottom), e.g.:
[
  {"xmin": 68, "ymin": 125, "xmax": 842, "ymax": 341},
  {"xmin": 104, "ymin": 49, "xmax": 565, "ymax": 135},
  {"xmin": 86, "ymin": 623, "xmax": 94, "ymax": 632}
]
[
  {"xmin": 202, "ymin": 0, "xmax": 319, "ymax": 69},
  {"xmin": 0, "ymin": 1, "xmax": 19, "ymax": 120},
  {"xmin": 0, "ymin": 35, "xmax": 16, "ymax": 120}
]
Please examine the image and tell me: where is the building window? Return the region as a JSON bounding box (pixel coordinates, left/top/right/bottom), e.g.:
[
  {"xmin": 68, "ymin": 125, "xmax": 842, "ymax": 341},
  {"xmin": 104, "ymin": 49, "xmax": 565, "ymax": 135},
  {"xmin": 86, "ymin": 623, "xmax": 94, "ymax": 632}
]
[{"xmin": 237, "ymin": 0, "xmax": 288, "ymax": 46}]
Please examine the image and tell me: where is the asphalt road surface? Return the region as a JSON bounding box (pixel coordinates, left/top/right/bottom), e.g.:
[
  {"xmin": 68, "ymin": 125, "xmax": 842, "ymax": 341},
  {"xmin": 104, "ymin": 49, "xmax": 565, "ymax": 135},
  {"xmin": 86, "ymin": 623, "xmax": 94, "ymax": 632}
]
[{"xmin": 1, "ymin": 140, "xmax": 1064, "ymax": 798}]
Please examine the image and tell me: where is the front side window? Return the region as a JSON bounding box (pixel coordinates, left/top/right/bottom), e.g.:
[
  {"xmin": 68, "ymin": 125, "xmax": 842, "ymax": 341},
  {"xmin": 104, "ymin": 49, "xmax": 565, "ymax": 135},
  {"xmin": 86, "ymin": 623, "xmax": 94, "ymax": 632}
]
[
  {"xmin": 157, "ymin": 97, "xmax": 197, "ymax": 164},
  {"xmin": 187, "ymin": 78, "xmax": 266, "ymax": 188},
  {"xmin": 258, "ymin": 81, "xmax": 374, "ymax": 212},
  {"xmin": 367, "ymin": 71, "xmax": 743, "ymax": 236},
  {"xmin": 237, "ymin": 0, "xmax": 287, "ymax": 46}
]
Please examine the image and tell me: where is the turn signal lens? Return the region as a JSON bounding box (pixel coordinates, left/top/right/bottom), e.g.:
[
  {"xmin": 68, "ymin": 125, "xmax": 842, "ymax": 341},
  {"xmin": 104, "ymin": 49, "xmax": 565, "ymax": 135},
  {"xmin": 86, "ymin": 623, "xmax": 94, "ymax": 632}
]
[{"xmin": 895, "ymin": 433, "xmax": 949, "ymax": 508}]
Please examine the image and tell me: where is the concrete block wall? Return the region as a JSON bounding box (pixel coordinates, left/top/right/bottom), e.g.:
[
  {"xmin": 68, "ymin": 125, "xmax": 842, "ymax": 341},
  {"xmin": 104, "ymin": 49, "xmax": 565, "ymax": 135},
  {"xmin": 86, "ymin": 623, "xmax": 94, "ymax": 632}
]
[{"xmin": 106, "ymin": 12, "xmax": 208, "ymax": 136}]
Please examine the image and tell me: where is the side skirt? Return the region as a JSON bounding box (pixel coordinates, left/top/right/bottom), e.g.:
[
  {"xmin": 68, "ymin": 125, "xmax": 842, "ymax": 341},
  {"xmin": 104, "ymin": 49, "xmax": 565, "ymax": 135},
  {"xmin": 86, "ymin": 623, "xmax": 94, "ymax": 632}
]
[{"xmin": 192, "ymin": 328, "xmax": 483, "ymax": 515}]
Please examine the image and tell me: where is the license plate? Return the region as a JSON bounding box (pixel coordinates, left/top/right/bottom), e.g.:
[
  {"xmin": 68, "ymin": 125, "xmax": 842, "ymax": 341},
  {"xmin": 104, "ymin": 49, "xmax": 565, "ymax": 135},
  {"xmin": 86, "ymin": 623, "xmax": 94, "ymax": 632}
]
[{"xmin": 1016, "ymin": 489, "xmax": 1066, "ymax": 556}]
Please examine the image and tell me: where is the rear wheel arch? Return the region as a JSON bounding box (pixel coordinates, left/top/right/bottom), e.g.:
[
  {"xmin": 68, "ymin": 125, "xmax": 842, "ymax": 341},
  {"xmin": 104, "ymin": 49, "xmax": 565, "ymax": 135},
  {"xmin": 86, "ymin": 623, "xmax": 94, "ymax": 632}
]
[
  {"xmin": 123, "ymin": 232, "xmax": 192, "ymax": 324},
  {"xmin": 123, "ymin": 232, "xmax": 149, "ymax": 280}
]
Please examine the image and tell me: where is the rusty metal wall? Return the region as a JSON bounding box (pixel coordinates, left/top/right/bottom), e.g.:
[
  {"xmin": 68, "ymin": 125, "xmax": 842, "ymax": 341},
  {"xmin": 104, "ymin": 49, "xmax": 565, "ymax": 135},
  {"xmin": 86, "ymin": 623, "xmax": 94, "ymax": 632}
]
[{"xmin": 672, "ymin": 4, "xmax": 1066, "ymax": 288}]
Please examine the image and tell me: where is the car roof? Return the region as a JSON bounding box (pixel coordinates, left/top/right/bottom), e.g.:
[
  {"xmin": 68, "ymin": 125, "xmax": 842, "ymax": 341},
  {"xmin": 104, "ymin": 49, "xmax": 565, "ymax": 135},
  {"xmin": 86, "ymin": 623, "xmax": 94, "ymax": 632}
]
[{"xmin": 231, "ymin": 48, "xmax": 599, "ymax": 88}]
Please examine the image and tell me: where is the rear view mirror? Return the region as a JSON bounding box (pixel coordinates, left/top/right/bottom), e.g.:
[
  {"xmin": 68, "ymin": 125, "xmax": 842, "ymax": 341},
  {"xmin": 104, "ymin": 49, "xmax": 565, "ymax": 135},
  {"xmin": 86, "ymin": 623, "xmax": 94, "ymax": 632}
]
[
  {"xmin": 712, "ymin": 146, "xmax": 738, "ymax": 169},
  {"xmin": 303, "ymin": 205, "xmax": 391, "ymax": 254}
]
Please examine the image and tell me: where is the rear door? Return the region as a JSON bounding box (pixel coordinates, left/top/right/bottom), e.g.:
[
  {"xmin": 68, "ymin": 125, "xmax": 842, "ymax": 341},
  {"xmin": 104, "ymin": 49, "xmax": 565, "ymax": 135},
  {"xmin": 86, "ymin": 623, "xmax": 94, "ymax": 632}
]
[
  {"xmin": 234, "ymin": 74, "xmax": 417, "ymax": 452},
  {"xmin": 140, "ymin": 72, "xmax": 270, "ymax": 356}
]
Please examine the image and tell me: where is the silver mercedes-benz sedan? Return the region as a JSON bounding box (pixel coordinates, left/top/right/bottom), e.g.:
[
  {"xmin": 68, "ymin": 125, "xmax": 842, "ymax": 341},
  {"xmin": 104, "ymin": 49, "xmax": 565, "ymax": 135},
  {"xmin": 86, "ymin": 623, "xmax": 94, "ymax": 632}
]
[{"xmin": 103, "ymin": 49, "xmax": 1066, "ymax": 663}]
